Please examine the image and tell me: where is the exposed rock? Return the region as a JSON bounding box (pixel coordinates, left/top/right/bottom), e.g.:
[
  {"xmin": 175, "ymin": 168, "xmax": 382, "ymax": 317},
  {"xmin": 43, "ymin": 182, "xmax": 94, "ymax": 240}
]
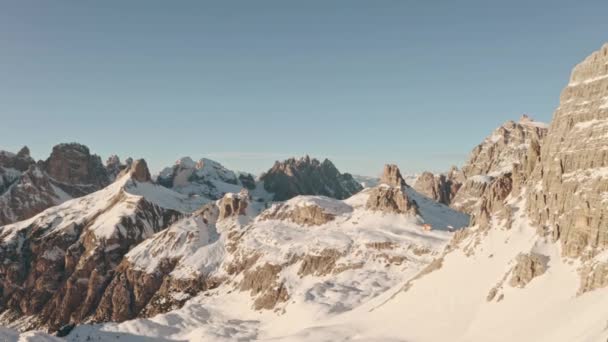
[
  {"xmin": 366, "ymin": 187, "xmax": 419, "ymax": 216},
  {"xmin": 380, "ymin": 164, "xmax": 406, "ymax": 187},
  {"xmin": 259, "ymin": 196, "xmax": 351, "ymax": 226},
  {"xmin": 0, "ymin": 146, "xmax": 34, "ymax": 172},
  {"xmin": 218, "ymin": 190, "xmax": 249, "ymax": 219},
  {"xmin": 509, "ymin": 253, "xmax": 548, "ymax": 288},
  {"xmin": 240, "ymin": 263, "xmax": 289, "ymax": 310},
  {"xmin": 260, "ymin": 156, "xmax": 362, "ymax": 201},
  {"xmin": 0, "ymin": 174, "xmax": 183, "ymax": 330},
  {"xmin": 129, "ymin": 159, "xmax": 151, "ymax": 182},
  {"xmin": 472, "ymin": 173, "xmax": 513, "ymax": 229},
  {"xmin": 44, "ymin": 143, "xmax": 110, "ymax": 190},
  {"xmin": 452, "ymin": 117, "xmax": 548, "ymax": 214},
  {"xmin": 297, "ymin": 249, "xmax": 343, "ymax": 277},
  {"xmin": 414, "ymin": 170, "xmax": 461, "ymax": 205},
  {"xmin": 579, "ymin": 261, "xmax": 608, "ymax": 294},
  {"xmin": 527, "ymin": 43, "xmax": 608, "ymax": 257}
]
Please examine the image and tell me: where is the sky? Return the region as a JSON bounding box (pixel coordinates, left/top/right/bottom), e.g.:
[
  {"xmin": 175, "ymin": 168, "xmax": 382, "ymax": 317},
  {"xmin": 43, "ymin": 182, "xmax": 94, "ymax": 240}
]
[{"xmin": 1, "ymin": 1, "xmax": 608, "ymax": 177}]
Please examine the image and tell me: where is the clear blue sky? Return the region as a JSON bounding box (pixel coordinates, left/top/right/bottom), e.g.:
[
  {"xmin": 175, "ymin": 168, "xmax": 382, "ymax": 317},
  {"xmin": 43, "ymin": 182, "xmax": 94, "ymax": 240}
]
[{"xmin": 1, "ymin": 1, "xmax": 607, "ymax": 176}]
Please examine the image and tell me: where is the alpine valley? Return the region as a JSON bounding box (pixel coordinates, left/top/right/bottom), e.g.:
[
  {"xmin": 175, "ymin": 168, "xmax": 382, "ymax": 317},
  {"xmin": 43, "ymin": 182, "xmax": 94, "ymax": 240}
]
[{"xmin": 2, "ymin": 43, "xmax": 608, "ymax": 342}]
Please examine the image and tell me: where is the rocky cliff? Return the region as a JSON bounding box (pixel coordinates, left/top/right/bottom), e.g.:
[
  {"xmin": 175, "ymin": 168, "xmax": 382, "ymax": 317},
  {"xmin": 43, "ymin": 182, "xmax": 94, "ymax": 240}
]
[
  {"xmin": 413, "ymin": 167, "xmax": 463, "ymax": 205},
  {"xmin": 527, "ymin": 43, "xmax": 608, "ymax": 259},
  {"xmin": 450, "ymin": 116, "xmax": 548, "ymax": 214},
  {"xmin": 260, "ymin": 156, "xmax": 362, "ymax": 201}
]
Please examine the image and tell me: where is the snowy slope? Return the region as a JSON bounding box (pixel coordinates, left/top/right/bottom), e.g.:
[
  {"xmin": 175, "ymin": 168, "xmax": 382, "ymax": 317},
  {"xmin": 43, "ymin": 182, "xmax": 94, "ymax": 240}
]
[{"xmin": 40, "ymin": 183, "xmax": 471, "ymax": 341}]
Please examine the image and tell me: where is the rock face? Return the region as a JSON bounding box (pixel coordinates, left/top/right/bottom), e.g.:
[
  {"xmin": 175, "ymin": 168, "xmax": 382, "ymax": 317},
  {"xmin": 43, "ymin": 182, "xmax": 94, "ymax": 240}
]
[
  {"xmin": 260, "ymin": 156, "xmax": 362, "ymax": 201},
  {"xmin": 0, "ymin": 147, "xmax": 35, "ymax": 195},
  {"xmin": 413, "ymin": 168, "xmax": 462, "ymax": 205},
  {"xmin": 218, "ymin": 190, "xmax": 249, "ymax": 219},
  {"xmin": 380, "ymin": 164, "xmax": 406, "ymax": 187},
  {"xmin": 366, "ymin": 165, "xmax": 419, "ymax": 216},
  {"xmin": 44, "ymin": 143, "xmax": 110, "ymax": 192},
  {"xmin": 509, "ymin": 253, "xmax": 548, "ymax": 288},
  {"xmin": 451, "ymin": 116, "xmax": 548, "ymax": 214},
  {"xmin": 527, "ymin": 43, "xmax": 608, "ymax": 258},
  {"xmin": 0, "ymin": 147, "xmax": 34, "ymax": 172},
  {"xmin": 0, "ymin": 144, "xmax": 113, "ymax": 226}
]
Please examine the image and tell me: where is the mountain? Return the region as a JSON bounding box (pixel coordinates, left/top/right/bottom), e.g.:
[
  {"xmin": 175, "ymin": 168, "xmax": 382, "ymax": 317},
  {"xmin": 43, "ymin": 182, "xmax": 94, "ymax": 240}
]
[
  {"xmin": 0, "ymin": 164, "xmax": 468, "ymax": 338},
  {"xmin": 0, "ymin": 159, "xmax": 197, "ymax": 330},
  {"xmin": 0, "ymin": 143, "xmax": 112, "ymax": 226},
  {"xmin": 449, "ymin": 115, "xmax": 548, "ymax": 214},
  {"xmin": 156, "ymin": 157, "xmax": 264, "ymax": 207},
  {"xmin": 260, "ymin": 156, "xmax": 363, "ymax": 201},
  {"xmin": 3, "ymin": 42, "xmax": 608, "ymax": 342}
]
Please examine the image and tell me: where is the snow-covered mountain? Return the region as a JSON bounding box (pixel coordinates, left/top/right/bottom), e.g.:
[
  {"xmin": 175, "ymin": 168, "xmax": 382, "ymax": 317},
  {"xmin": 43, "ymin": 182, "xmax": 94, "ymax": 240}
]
[
  {"xmin": 3, "ymin": 42, "xmax": 608, "ymax": 342},
  {"xmin": 156, "ymin": 156, "xmax": 266, "ymax": 207}
]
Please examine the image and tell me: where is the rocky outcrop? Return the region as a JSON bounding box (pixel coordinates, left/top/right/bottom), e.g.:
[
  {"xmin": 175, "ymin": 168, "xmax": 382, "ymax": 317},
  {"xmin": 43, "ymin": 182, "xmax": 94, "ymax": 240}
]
[
  {"xmin": 259, "ymin": 197, "xmax": 350, "ymax": 226},
  {"xmin": 366, "ymin": 165, "xmax": 419, "ymax": 216},
  {"xmin": 44, "ymin": 143, "xmax": 110, "ymax": 191},
  {"xmin": 260, "ymin": 156, "xmax": 362, "ymax": 201},
  {"xmin": 509, "ymin": 253, "xmax": 548, "ymax": 288},
  {"xmin": 218, "ymin": 190, "xmax": 249, "ymax": 219},
  {"xmin": 579, "ymin": 261, "xmax": 608, "ymax": 294},
  {"xmin": 0, "ymin": 143, "xmax": 115, "ymax": 226},
  {"xmin": 451, "ymin": 116, "xmax": 548, "ymax": 215},
  {"xmin": 0, "ymin": 147, "xmax": 34, "ymax": 172},
  {"xmin": 527, "ymin": 43, "xmax": 608, "ymax": 258},
  {"xmin": 414, "ymin": 169, "xmax": 462, "ymax": 205},
  {"xmin": 380, "ymin": 164, "xmax": 406, "ymax": 187}
]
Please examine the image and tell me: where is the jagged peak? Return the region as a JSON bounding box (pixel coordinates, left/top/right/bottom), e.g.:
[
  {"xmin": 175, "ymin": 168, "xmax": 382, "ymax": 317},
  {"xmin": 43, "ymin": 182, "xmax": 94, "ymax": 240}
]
[
  {"xmin": 129, "ymin": 159, "xmax": 152, "ymax": 182},
  {"xmin": 379, "ymin": 164, "xmax": 406, "ymax": 187}
]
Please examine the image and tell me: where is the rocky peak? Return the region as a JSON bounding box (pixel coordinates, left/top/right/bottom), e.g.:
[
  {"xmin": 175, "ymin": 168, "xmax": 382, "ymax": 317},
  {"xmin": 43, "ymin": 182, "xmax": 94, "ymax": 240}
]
[
  {"xmin": 129, "ymin": 159, "xmax": 152, "ymax": 182},
  {"xmin": 366, "ymin": 165, "xmax": 419, "ymax": 216},
  {"xmin": 218, "ymin": 189, "xmax": 249, "ymax": 219},
  {"xmin": 413, "ymin": 171, "xmax": 460, "ymax": 205},
  {"xmin": 260, "ymin": 156, "xmax": 362, "ymax": 201},
  {"xmin": 43, "ymin": 142, "xmax": 110, "ymax": 188},
  {"xmin": 0, "ymin": 146, "xmax": 35, "ymax": 172},
  {"xmin": 380, "ymin": 164, "xmax": 406, "ymax": 187},
  {"xmin": 16, "ymin": 146, "xmax": 30, "ymax": 159}
]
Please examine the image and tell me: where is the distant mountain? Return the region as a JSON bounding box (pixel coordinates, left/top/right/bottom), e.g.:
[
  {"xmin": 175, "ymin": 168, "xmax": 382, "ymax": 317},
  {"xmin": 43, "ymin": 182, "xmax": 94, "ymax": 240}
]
[
  {"xmin": 0, "ymin": 143, "xmax": 112, "ymax": 226},
  {"xmin": 156, "ymin": 157, "xmax": 264, "ymax": 207},
  {"xmin": 260, "ymin": 156, "xmax": 363, "ymax": 201}
]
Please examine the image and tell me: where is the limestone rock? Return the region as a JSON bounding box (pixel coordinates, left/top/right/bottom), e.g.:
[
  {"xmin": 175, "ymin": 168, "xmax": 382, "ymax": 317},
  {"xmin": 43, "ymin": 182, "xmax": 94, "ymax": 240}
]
[
  {"xmin": 44, "ymin": 143, "xmax": 110, "ymax": 190},
  {"xmin": 451, "ymin": 117, "xmax": 547, "ymax": 215},
  {"xmin": 130, "ymin": 159, "xmax": 152, "ymax": 182},
  {"xmin": 366, "ymin": 186, "xmax": 419, "ymax": 216},
  {"xmin": 509, "ymin": 253, "xmax": 548, "ymax": 288},
  {"xmin": 380, "ymin": 164, "xmax": 406, "ymax": 187},
  {"xmin": 527, "ymin": 43, "xmax": 608, "ymax": 257},
  {"xmin": 414, "ymin": 170, "xmax": 461, "ymax": 205},
  {"xmin": 218, "ymin": 190, "xmax": 249, "ymax": 219},
  {"xmin": 260, "ymin": 156, "xmax": 362, "ymax": 201}
]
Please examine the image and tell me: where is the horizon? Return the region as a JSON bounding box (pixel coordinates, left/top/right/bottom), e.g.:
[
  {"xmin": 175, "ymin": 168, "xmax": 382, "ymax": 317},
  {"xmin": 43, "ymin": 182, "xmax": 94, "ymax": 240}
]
[{"xmin": 2, "ymin": 1, "xmax": 608, "ymax": 176}]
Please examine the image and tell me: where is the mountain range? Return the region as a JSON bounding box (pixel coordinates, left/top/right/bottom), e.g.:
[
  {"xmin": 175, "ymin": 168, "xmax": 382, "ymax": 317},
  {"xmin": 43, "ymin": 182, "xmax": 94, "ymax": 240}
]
[{"xmin": 1, "ymin": 42, "xmax": 608, "ymax": 342}]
